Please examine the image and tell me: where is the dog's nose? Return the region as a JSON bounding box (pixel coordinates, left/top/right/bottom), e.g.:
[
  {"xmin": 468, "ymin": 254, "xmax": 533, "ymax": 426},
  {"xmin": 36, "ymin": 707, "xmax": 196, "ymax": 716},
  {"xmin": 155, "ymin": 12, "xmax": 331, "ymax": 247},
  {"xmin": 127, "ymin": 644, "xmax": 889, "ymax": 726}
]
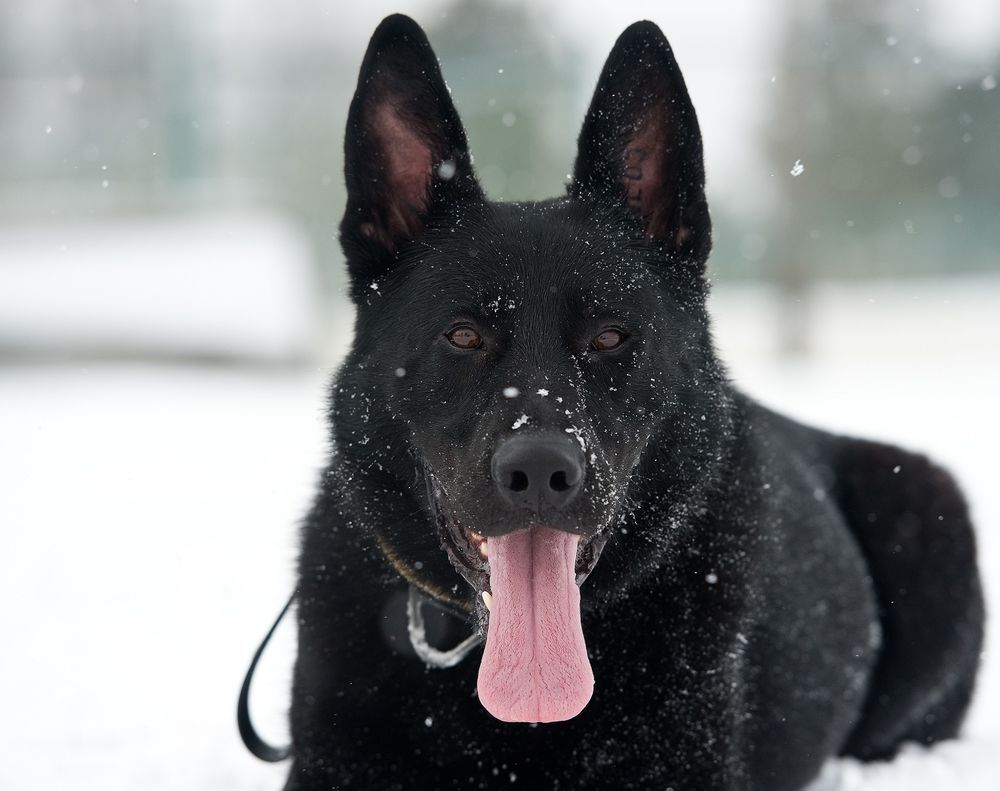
[{"xmin": 491, "ymin": 433, "xmax": 585, "ymax": 512}]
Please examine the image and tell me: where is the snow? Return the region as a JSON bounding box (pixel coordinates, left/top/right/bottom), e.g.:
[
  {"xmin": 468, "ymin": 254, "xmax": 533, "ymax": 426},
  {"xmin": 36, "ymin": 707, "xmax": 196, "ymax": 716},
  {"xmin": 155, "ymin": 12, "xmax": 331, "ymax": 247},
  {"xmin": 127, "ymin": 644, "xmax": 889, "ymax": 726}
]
[
  {"xmin": 0, "ymin": 276, "xmax": 998, "ymax": 790},
  {"xmin": 808, "ymin": 740, "xmax": 1000, "ymax": 791},
  {"xmin": 0, "ymin": 366, "xmax": 314, "ymax": 791},
  {"xmin": 0, "ymin": 215, "xmax": 320, "ymax": 362}
]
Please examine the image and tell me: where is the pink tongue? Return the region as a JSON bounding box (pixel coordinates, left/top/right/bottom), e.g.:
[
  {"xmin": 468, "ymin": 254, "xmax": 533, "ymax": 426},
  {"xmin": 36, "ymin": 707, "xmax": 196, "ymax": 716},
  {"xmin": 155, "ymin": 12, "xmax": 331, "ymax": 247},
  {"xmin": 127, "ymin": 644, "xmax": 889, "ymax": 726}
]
[{"xmin": 477, "ymin": 527, "xmax": 593, "ymax": 723}]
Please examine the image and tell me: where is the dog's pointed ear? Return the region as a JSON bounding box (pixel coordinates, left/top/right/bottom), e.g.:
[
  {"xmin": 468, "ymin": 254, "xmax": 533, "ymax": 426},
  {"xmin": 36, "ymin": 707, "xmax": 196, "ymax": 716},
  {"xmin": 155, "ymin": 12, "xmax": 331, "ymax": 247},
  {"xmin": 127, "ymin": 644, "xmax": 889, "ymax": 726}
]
[
  {"xmin": 570, "ymin": 22, "xmax": 711, "ymax": 262},
  {"xmin": 340, "ymin": 15, "xmax": 481, "ymax": 289}
]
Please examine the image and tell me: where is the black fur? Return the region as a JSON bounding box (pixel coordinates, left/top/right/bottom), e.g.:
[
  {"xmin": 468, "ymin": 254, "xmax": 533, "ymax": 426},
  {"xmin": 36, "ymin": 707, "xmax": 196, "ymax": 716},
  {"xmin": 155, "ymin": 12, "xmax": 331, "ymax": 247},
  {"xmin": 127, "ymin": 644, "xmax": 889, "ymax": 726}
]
[{"xmin": 283, "ymin": 15, "xmax": 984, "ymax": 790}]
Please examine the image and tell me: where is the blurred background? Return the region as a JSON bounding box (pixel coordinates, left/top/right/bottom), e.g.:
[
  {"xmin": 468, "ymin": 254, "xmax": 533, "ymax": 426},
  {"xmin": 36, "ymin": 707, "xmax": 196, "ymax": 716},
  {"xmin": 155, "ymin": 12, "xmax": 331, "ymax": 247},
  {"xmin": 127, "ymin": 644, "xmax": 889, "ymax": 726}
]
[{"xmin": 1, "ymin": 1, "xmax": 998, "ymax": 789}]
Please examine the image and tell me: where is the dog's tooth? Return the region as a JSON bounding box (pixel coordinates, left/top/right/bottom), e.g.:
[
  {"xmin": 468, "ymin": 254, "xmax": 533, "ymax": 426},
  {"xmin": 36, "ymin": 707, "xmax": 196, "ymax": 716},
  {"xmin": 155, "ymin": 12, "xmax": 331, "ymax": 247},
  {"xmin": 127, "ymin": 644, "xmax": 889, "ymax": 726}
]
[
  {"xmin": 482, "ymin": 591, "xmax": 492, "ymax": 611},
  {"xmin": 479, "ymin": 540, "xmax": 489, "ymax": 557}
]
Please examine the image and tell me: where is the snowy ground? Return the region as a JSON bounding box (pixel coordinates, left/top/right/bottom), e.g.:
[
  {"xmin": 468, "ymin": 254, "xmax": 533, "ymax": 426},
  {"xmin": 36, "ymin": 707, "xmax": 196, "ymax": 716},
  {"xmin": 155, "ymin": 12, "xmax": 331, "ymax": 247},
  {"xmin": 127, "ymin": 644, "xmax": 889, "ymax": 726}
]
[{"xmin": 0, "ymin": 277, "xmax": 997, "ymax": 790}]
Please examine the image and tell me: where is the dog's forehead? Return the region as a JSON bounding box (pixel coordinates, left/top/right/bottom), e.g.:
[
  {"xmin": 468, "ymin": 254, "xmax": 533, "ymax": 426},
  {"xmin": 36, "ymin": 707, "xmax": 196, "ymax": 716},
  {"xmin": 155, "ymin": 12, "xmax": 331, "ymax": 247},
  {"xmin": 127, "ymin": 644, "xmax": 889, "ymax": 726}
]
[{"xmin": 414, "ymin": 200, "xmax": 662, "ymax": 314}]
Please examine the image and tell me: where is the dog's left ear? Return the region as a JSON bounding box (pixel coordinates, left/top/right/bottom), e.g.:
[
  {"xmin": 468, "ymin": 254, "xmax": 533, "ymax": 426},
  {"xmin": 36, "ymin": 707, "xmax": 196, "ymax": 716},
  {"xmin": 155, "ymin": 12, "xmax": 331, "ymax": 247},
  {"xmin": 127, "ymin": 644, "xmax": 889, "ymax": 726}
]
[
  {"xmin": 571, "ymin": 22, "xmax": 711, "ymax": 263},
  {"xmin": 340, "ymin": 15, "xmax": 481, "ymax": 293}
]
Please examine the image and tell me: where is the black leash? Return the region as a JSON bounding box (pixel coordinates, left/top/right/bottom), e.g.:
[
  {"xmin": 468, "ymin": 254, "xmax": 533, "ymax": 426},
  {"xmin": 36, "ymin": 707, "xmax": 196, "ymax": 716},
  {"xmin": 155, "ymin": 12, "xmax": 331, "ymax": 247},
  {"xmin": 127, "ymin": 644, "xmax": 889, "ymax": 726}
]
[
  {"xmin": 238, "ymin": 585, "xmax": 481, "ymax": 763},
  {"xmin": 237, "ymin": 589, "xmax": 296, "ymax": 762}
]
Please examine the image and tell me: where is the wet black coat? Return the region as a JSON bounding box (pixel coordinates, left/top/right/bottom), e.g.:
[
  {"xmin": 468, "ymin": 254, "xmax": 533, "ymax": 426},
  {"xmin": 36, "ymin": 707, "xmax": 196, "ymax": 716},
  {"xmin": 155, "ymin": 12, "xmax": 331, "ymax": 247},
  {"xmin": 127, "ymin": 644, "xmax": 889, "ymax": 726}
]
[{"xmin": 281, "ymin": 15, "xmax": 984, "ymax": 791}]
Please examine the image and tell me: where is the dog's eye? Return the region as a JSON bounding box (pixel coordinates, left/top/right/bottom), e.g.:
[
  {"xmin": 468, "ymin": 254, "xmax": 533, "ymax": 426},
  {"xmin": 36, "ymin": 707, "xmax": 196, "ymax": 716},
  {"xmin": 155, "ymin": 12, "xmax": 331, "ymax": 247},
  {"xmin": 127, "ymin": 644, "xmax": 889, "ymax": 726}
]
[
  {"xmin": 591, "ymin": 328, "xmax": 627, "ymax": 352},
  {"xmin": 446, "ymin": 325, "xmax": 483, "ymax": 350}
]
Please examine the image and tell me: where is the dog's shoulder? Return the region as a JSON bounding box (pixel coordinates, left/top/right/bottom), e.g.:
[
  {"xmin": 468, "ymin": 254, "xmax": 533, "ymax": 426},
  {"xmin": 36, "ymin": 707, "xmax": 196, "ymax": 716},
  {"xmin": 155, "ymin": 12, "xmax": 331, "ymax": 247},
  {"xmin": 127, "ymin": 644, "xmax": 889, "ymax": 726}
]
[{"xmin": 736, "ymin": 394, "xmax": 965, "ymax": 506}]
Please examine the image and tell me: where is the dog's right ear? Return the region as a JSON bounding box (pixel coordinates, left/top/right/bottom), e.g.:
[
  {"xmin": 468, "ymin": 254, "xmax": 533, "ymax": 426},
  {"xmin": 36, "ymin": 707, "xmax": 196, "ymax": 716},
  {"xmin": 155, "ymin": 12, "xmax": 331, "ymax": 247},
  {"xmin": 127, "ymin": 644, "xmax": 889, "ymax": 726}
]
[{"xmin": 340, "ymin": 15, "xmax": 481, "ymax": 295}]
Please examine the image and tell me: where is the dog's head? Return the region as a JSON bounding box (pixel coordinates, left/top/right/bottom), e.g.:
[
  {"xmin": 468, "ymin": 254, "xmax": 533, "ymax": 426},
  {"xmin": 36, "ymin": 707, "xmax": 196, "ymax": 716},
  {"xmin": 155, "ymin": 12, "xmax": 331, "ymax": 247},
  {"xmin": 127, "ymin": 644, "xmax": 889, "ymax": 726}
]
[{"xmin": 332, "ymin": 14, "xmax": 731, "ymax": 724}]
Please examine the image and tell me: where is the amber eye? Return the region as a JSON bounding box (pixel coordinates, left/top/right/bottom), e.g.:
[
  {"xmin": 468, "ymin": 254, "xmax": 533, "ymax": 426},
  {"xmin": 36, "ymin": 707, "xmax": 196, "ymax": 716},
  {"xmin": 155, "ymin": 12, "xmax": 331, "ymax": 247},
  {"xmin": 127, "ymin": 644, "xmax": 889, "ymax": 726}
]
[
  {"xmin": 446, "ymin": 325, "xmax": 483, "ymax": 350},
  {"xmin": 591, "ymin": 328, "xmax": 627, "ymax": 352}
]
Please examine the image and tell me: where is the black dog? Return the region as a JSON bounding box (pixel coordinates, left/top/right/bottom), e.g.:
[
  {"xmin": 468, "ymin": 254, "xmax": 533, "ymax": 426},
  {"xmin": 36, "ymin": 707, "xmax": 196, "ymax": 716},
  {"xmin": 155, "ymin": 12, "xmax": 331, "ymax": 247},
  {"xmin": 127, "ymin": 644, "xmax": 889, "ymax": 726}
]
[{"xmin": 279, "ymin": 15, "xmax": 984, "ymax": 790}]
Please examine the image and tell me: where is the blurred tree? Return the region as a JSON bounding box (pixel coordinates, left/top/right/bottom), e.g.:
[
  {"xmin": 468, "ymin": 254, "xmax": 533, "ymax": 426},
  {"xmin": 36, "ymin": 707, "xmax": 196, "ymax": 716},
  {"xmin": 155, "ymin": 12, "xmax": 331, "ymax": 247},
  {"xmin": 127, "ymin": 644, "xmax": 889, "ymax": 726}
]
[
  {"xmin": 0, "ymin": 0, "xmax": 584, "ymax": 309},
  {"xmin": 764, "ymin": 0, "xmax": 1000, "ymax": 353},
  {"xmin": 429, "ymin": 0, "xmax": 583, "ymax": 202}
]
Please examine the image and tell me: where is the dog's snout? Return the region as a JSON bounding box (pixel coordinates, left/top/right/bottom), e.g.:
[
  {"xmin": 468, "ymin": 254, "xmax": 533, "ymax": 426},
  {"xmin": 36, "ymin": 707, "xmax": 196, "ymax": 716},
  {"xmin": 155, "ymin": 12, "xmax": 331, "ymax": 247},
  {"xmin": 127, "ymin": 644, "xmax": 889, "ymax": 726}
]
[{"xmin": 491, "ymin": 433, "xmax": 585, "ymax": 512}]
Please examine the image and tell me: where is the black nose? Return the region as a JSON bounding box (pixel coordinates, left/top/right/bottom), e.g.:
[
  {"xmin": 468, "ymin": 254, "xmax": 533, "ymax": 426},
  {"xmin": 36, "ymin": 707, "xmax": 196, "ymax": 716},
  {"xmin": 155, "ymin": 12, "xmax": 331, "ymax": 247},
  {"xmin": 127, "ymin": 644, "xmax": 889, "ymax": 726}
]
[{"xmin": 491, "ymin": 433, "xmax": 585, "ymax": 512}]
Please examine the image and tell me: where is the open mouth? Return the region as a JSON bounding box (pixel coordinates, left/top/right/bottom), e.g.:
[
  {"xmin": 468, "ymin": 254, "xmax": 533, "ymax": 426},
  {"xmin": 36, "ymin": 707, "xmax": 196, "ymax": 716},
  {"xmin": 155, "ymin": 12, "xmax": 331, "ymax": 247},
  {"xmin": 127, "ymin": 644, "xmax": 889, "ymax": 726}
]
[
  {"xmin": 433, "ymin": 503, "xmax": 609, "ymax": 600},
  {"xmin": 427, "ymin": 484, "xmax": 610, "ymax": 724}
]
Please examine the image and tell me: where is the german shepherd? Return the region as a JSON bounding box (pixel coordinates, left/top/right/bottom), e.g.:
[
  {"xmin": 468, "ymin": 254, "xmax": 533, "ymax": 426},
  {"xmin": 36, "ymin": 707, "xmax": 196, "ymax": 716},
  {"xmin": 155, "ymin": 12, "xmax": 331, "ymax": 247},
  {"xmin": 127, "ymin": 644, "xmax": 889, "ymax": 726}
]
[{"xmin": 277, "ymin": 14, "xmax": 983, "ymax": 790}]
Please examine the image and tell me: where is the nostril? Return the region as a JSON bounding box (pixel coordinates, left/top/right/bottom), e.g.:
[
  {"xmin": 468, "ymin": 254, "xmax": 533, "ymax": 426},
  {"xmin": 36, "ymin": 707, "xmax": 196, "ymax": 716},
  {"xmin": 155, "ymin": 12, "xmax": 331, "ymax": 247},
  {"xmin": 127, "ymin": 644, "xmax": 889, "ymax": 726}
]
[
  {"xmin": 509, "ymin": 470, "xmax": 529, "ymax": 492},
  {"xmin": 492, "ymin": 435, "xmax": 586, "ymax": 510},
  {"xmin": 549, "ymin": 470, "xmax": 570, "ymax": 492}
]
